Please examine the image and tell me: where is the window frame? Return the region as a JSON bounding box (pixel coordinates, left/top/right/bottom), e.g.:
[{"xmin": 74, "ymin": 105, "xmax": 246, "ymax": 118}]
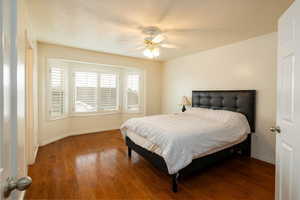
[
  {"xmin": 69, "ymin": 66, "xmax": 121, "ymax": 116},
  {"xmin": 71, "ymin": 70, "xmax": 99, "ymax": 114},
  {"xmin": 98, "ymin": 72, "xmax": 120, "ymax": 112},
  {"xmin": 46, "ymin": 59, "xmax": 69, "ymax": 120},
  {"xmin": 46, "ymin": 58, "xmax": 144, "ymax": 120},
  {"xmin": 123, "ymin": 70, "xmax": 144, "ymax": 114}
]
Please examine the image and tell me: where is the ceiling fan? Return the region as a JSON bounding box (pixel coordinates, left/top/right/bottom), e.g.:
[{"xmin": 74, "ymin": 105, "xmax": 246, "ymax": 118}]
[
  {"xmin": 117, "ymin": 24, "xmax": 224, "ymax": 59},
  {"xmin": 82, "ymin": 2, "xmax": 226, "ymax": 59},
  {"xmin": 135, "ymin": 26, "xmax": 178, "ymax": 59}
]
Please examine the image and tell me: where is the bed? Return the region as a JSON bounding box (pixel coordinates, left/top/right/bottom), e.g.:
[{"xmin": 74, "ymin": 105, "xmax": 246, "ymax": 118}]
[{"xmin": 121, "ymin": 90, "xmax": 256, "ymax": 192}]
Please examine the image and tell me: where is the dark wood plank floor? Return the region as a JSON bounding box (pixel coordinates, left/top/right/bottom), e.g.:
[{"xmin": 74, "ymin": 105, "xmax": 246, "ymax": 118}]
[{"xmin": 25, "ymin": 130, "xmax": 275, "ymax": 200}]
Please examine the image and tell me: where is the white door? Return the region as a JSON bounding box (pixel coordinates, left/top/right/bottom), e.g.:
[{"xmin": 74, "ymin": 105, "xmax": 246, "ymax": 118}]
[
  {"xmin": 0, "ymin": 0, "xmax": 13, "ymax": 198},
  {"xmin": 0, "ymin": 0, "xmax": 31, "ymax": 199},
  {"xmin": 276, "ymin": 0, "xmax": 300, "ymax": 200}
]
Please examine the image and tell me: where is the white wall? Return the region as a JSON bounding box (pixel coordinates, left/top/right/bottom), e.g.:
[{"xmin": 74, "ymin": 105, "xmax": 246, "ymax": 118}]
[
  {"xmin": 162, "ymin": 32, "xmax": 277, "ymax": 164},
  {"xmin": 38, "ymin": 42, "xmax": 162, "ymax": 145}
]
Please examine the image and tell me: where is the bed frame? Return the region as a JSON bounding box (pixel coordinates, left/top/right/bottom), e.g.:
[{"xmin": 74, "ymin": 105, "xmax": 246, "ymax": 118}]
[{"xmin": 126, "ymin": 90, "xmax": 256, "ymax": 192}]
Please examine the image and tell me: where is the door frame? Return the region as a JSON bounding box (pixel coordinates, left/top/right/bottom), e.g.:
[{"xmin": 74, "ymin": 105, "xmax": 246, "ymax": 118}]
[{"xmin": 25, "ymin": 31, "xmax": 36, "ymax": 166}]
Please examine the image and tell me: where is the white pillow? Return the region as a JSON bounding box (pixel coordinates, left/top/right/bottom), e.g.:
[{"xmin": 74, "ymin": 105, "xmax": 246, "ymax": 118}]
[
  {"xmin": 185, "ymin": 107, "xmax": 210, "ymax": 115},
  {"xmin": 185, "ymin": 107, "xmax": 251, "ymax": 133}
]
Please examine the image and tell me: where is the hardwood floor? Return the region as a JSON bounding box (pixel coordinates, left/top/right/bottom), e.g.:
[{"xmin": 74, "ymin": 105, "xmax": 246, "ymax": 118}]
[{"xmin": 25, "ymin": 130, "xmax": 275, "ymax": 200}]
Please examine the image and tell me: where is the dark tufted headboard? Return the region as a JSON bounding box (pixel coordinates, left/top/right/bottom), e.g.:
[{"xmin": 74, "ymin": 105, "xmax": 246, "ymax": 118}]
[{"xmin": 192, "ymin": 90, "xmax": 256, "ymax": 132}]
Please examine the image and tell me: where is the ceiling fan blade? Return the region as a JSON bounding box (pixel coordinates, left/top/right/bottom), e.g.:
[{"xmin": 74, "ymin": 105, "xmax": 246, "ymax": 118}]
[
  {"xmin": 125, "ymin": 47, "xmax": 145, "ymax": 53},
  {"xmin": 152, "ymin": 34, "xmax": 165, "ymax": 43},
  {"xmin": 163, "ymin": 28, "xmax": 225, "ymax": 33},
  {"xmin": 135, "ymin": 46, "xmax": 145, "ymax": 50},
  {"xmin": 82, "ymin": 3, "xmax": 143, "ymax": 30},
  {"xmin": 160, "ymin": 43, "xmax": 178, "ymax": 49},
  {"xmin": 118, "ymin": 38, "xmax": 143, "ymax": 44},
  {"xmin": 117, "ymin": 35, "xmax": 145, "ymax": 45},
  {"xmin": 156, "ymin": 0, "xmax": 176, "ymax": 23}
]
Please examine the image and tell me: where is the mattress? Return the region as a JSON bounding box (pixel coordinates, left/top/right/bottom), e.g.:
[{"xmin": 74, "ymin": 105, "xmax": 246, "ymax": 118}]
[
  {"xmin": 127, "ymin": 129, "xmax": 248, "ymax": 160},
  {"xmin": 121, "ymin": 108, "xmax": 251, "ymax": 174}
]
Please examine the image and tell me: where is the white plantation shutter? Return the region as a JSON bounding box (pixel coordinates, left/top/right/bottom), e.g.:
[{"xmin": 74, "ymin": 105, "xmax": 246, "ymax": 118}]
[
  {"xmin": 126, "ymin": 74, "xmax": 140, "ymax": 111},
  {"xmin": 74, "ymin": 72, "xmax": 98, "ymax": 112},
  {"xmin": 47, "ymin": 59, "xmax": 144, "ymax": 118},
  {"xmin": 99, "ymin": 73, "xmax": 118, "ymax": 110},
  {"xmin": 49, "ymin": 67, "xmax": 66, "ymax": 118}
]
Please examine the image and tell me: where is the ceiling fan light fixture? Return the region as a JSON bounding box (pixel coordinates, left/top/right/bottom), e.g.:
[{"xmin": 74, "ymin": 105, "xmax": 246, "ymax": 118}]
[
  {"xmin": 153, "ymin": 47, "xmax": 160, "ymax": 57},
  {"xmin": 143, "ymin": 47, "xmax": 160, "ymax": 59}
]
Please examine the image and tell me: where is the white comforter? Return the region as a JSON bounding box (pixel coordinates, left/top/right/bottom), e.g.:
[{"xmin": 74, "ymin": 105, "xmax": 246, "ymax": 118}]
[{"xmin": 120, "ymin": 108, "xmax": 251, "ymax": 174}]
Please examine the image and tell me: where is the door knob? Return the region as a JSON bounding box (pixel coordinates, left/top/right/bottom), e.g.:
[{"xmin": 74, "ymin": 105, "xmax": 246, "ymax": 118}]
[
  {"xmin": 270, "ymin": 126, "xmax": 281, "ymax": 134},
  {"xmin": 4, "ymin": 176, "xmax": 32, "ymax": 198}
]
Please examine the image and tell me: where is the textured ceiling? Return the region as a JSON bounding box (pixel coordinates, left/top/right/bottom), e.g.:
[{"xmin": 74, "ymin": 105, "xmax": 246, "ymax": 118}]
[{"xmin": 28, "ymin": 0, "xmax": 293, "ymax": 61}]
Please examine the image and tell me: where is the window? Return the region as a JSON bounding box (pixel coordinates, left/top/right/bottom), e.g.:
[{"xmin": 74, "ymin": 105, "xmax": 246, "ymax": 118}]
[
  {"xmin": 126, "ymin": 73, "xmax": 140, "ymax": 111},
  {"xmin": 99, "ymin": 73, "xmax": 118, "ymax": 110},
  {"xmin": 47, "ymin": 59, "xmax": 144, "ymax": 119},
  {"xmin": 72, "ymin": 71, "xmax": 119, "ymax": 113},
  {"xmin": 74, "ymin": 72, "xmax": 98, "ymax": 112},
  {"xmin": 48, "ymin": 66, "xmax": 66, "ymax": 119}
]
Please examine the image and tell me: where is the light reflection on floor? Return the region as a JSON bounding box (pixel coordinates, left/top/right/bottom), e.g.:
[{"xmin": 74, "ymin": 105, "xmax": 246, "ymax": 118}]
[{"xmin": 26, "ymin": 131, "xmax": 275, "ymax": 200}]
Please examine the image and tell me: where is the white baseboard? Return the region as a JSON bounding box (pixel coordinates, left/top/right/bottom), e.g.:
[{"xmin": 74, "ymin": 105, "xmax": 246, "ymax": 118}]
[
  {"xmin": 70, "ymin": 127, "xmax": 120, "ymax": 136},
  {"xmin": 33, "ymin": 146, "xmax": 39, "ymax": 161},
  {"xmin": 40, "ymin": 127, "xmax": 120, "ymax": 146},
  {"xmin": 39, "ymin": 132, "xmax": 71, "ymax": 146},
  {"xmin": 28, "ymin": 146, "xmax": 39, "ymax": 165}
]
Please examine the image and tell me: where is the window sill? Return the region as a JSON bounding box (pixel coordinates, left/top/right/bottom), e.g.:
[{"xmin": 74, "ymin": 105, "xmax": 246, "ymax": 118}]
[
  {"xmin": 47, "ymin": 111, "xmax": 145, "ymax": 121},
  {"xmin": 123, "ymin": 111, "xmax": 143, "ymax": 114},
  {"xmin": 69, "ymin": 111, "xmax": 121, "ymax": 117},
  {"xmin": 48, "ymin": 115, "xmax": 68, "ymax": 121}
]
